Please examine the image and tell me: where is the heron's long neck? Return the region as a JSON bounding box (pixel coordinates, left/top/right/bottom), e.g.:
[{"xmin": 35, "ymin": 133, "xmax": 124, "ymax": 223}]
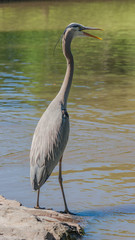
[{"xmin": 58, "ymin": 32, "xmax": 74, "ymax": 108}]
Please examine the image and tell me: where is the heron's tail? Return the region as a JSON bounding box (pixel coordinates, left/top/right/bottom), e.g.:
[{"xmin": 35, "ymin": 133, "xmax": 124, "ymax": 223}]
[
  {"xmin": 30, "ymin": 166, "xmax": 40, "ymax": 190},
  {"xmin": 30, "ymin": 165, "xmax": 48, "ymax": 191}
]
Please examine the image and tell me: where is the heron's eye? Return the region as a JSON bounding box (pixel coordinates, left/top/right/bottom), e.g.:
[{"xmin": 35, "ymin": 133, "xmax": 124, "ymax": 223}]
[
  {"xmin": 78, "ymin": 26, "xmax": 82, "ymax": 31},
  {"xmin": 75, "ymin": 26, "xmax": 81, "ymax": 31}
]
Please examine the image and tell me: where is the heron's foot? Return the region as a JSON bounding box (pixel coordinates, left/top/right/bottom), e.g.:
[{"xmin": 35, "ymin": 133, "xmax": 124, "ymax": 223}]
[
  {"xmin": 34, "ymin": 206, "xmax": 53, "ymax": 210},
  {"xmin": 34, "ymin": 205, "xmax": 45, "ymax": 210},
  {"xmin": 60, "ymin": 209, "xmax": 75, "ymax": 215}
]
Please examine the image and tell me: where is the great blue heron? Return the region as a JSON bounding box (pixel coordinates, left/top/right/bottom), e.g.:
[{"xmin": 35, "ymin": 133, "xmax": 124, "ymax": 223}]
[{"xmin": 30, "ymin": 23, "xmax": 102, "ymax": 213}]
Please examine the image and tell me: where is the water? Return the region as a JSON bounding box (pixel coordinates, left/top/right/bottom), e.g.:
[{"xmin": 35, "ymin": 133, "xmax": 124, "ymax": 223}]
[{"xmin": 0, "ymin": 1, "xmax": 135, "ymax": 239}]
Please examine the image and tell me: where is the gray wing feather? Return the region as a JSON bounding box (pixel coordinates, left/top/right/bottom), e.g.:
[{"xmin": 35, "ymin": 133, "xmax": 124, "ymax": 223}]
[{"xmin": 30, "ymin": 102, "xmax": 69, "ymax": 190}]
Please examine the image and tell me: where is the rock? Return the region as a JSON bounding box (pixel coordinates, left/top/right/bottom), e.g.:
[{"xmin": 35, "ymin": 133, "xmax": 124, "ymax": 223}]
[{"xmin": 0, "ymin": 195, "xmax": 84, "ymax": 240}]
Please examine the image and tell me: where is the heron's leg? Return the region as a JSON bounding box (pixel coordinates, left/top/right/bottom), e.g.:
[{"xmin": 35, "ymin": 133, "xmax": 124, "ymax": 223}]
[
  {"xmin": 59, "ymin": 157, "xmax": 70, "ymax": 214},
  {"xmin": 35, "ymin": 188, "xmax": 40, "ymax": 209}
]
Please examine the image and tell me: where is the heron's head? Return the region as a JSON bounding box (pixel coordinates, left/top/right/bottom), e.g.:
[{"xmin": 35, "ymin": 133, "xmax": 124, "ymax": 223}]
[{"xmin": 63, "ymin": 23, "xmax": 103, "ymax": 40}]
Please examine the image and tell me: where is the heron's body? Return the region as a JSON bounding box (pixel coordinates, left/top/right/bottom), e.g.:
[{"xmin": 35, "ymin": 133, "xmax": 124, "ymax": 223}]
[
  {"xmin": 30, "ymin": 23, "xmax": 102, "ymax": 212},
  {"xmin": 30, "ymin": 98, "xmax": 69, "ymax": 190}
]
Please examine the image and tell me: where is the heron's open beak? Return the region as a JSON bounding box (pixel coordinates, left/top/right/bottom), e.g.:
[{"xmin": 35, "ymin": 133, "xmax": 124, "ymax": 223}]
[{"xmin": 83, "ymin": 27, "xmax": 103, "ymax": 40}]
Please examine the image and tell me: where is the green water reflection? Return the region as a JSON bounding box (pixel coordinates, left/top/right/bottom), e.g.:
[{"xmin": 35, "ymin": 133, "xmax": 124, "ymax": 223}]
[
  {"xmin": 0, "ymin": 1, "xmax": 135, "ymax": 240},
  {"xmin": 0, "ymin": 1, "xmax": 135, "ymax": 109}
]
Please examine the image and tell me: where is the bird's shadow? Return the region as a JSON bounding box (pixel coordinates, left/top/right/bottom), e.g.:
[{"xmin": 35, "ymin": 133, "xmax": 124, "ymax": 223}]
[{"xmin": 75, "ymin": 204, "xmax": 135, "ymax": 219}]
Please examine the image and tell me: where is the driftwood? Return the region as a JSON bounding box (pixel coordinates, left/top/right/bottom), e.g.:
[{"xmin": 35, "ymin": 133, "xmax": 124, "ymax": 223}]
[{"xmin": 0, "ymin": 195, "xmax": 84, "ymax": 240}]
